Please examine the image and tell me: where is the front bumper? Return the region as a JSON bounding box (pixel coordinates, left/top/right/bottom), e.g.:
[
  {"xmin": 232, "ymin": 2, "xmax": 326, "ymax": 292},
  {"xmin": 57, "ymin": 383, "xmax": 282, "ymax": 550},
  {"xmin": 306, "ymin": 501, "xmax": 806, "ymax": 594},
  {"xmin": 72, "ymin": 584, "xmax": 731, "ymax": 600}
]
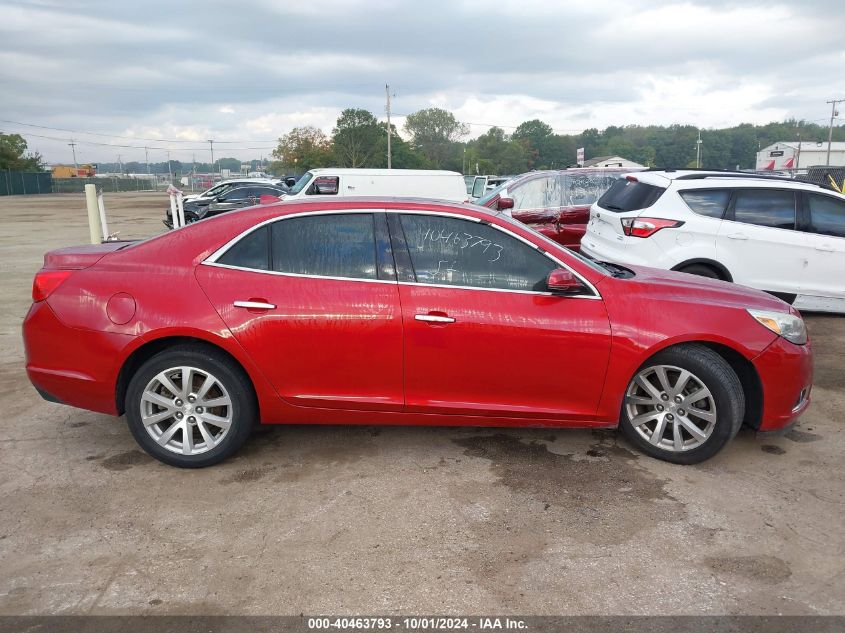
[{"xmin": 752, "ymin": 335, "xmax": 813, "ymax": 431}]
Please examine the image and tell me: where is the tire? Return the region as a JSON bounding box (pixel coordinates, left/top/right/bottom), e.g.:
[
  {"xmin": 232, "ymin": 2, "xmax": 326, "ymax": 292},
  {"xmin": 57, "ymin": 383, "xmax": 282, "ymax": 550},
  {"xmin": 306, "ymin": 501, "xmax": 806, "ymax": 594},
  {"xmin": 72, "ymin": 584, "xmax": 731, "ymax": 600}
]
[
  {"xmin": 619, "ymin": 344, "xmax": 744, "ymax": 465},
  {"xmin": 677, "ymin": 264, "xmax": 722, "ymax": 280},
  {"xmin": 125, "ymin": 344, "xmax": 256, "ymax": 468}
]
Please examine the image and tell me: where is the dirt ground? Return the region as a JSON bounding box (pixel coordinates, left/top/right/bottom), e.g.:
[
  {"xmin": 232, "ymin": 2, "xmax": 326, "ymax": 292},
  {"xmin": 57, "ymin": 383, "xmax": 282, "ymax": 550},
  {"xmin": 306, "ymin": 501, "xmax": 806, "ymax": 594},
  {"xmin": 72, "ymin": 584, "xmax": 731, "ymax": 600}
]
[{"xmin": 0, "ymin": 192, "xmax": 842, "ymax": 615}]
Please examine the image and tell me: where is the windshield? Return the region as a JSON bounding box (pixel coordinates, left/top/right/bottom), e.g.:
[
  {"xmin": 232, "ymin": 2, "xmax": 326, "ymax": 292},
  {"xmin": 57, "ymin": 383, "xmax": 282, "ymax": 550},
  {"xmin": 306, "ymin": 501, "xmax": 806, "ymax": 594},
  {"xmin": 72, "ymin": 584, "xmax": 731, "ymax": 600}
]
[
  {"xmin": 288, "ymin": 171, "xmax": 314, "ymax": 195},
  {"xmin": 201, "ymin": 183, "xmax": 230, "ymax": 198},
  {"xmin": 476, "ymin": 179, "xmax": 514, "ymax": 206}
]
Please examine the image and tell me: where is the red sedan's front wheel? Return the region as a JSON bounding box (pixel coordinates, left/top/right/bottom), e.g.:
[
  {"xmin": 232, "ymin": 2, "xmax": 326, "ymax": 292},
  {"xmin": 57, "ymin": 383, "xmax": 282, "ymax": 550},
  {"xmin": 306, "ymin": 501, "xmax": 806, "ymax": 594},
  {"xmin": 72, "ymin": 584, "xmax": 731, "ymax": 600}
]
[{"xmin": 620, "ymin": 344, "xmax": 745, "ymax": 465}]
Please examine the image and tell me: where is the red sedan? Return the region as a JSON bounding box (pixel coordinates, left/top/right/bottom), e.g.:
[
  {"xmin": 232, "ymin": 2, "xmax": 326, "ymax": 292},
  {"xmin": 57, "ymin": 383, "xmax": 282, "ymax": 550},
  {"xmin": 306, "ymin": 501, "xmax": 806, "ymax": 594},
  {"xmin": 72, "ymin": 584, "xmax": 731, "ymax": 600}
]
[
  {"xmin": 23, "ymin": 198, "xmax": 812, "ymax": 468},
  {"xmin": 477, "ymin": 168, "xmax": 633, "ymax": 250}
]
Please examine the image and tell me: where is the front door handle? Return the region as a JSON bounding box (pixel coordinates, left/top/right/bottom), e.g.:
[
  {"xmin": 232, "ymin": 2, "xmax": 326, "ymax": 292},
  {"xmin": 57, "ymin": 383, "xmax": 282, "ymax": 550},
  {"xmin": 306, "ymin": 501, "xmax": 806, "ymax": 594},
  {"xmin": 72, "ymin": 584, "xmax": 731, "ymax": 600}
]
[
  {"xmin": 415, "ymin": 313, "xmax": 455, "ymax": 324},
  {"xmin": 234, "ymin": 300, "xmax": 276, "ymax": 310},
  {"xmin": 815, "ymin": 244, "xmax": 835, "ymax": 252},
  {"xmin": 726, "ymin": 233, "xmax": 748, "ymax": 240}
]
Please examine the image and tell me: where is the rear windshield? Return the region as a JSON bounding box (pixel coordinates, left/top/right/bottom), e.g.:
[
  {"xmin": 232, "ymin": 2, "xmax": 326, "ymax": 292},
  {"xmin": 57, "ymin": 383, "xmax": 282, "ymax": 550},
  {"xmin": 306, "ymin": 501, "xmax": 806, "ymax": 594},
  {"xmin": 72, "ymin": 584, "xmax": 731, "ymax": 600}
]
[{"xmin": 597, "ymin": 178, "xmax": 665, "ymax": 212}]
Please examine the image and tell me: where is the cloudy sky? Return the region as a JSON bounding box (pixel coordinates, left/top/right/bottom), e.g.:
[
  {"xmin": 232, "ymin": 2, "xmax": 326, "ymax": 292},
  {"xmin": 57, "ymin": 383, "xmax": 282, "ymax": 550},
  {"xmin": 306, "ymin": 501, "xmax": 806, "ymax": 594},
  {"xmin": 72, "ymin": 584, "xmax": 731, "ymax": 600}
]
[{"xmin": 1, "ymin": 0, "xmax": 843, "ymax": 165}]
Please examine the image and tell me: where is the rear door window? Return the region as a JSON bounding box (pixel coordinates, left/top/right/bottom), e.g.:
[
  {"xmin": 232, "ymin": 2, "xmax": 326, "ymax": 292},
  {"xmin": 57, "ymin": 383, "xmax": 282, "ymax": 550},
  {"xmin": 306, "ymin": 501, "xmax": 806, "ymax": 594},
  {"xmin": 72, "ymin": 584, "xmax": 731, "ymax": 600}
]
[
  {"xmin": 679, "ymin": 189, "xmax": 731, "ymax": 218},
  {"xmin": 597, "ymin": 178, "xmax": 664, "ymax": 212},
  {"xmin": 732, "ymin": 189, "xmax": 796, "ymax": 230},
  {"xmin": 511, "ymin": 176, "xmax": 559, "ymax": 213},
  {"xmin": 562, "ymin": 172, "xmax": 624, "ymax": 207},
  {"xmin": 271, "ymin": 213, "xmax": 377, "ymax": 279},
  {"xmin": 217, "ymin": 226, "xmax": 270, "ymax": 271},
  {"xmin": 807, "ymin": 193, "xmax": 845, "ymax": 238}
]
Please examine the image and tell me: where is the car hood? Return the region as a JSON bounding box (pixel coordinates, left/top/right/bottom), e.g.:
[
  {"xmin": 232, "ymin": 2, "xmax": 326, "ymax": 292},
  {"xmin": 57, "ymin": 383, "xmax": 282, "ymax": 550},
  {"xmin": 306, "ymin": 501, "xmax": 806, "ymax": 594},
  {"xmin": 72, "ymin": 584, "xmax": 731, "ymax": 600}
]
[{"xmin": 620, "ymin": 264, "xmax": 791, "ymax": 312}]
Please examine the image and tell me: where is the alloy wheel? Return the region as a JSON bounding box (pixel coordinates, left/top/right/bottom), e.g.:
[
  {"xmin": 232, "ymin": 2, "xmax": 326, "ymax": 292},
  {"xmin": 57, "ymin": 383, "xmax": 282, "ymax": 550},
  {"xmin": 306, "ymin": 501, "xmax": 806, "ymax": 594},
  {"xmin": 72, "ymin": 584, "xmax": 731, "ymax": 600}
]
[
  {"xmin": 140, "ymin": 366, "xmax": 233, "ymax": 455},
  {"xmin": 625, "ymin": 364, "xmax": 717, "ymax": 452}
]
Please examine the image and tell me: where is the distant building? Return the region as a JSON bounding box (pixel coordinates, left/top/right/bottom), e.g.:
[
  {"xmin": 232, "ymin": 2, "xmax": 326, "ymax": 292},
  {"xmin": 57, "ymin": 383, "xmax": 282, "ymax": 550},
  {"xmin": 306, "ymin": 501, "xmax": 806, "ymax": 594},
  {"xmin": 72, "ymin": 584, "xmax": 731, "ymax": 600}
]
[
  {"xmin": 51, "ymin": 164, "xmax": 96, "ymax": 178},
  {"xmin": 756, "ymin": 141, "xmax": 845, "ymax": 171},
  {"xmin": 581, "ymin": 155, "xmax": 646, "ymax": 169}
]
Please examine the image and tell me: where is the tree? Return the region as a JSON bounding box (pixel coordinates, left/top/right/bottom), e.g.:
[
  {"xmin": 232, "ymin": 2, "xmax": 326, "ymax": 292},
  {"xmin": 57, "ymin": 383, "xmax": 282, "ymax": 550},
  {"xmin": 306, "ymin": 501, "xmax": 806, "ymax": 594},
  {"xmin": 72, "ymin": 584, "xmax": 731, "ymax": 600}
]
[
  {"xmin": 466, "ymin": 127, "xmax": 528, "ymax": 174},
  {"xmin": 404, "ymin": 108, "xmax": 469, "ymax": 168},
  {"xmin": 217, "ymin": 157, "xmax": 242, "ymax": 172},
  {"xmin": 332, "ymin": 108, "xmax": 382, "ymax": 167},
  {"xmin": 0, "ymin": 133, "xmax": 44, "ymax": 171},
  {"xmin": 512, "ymin": 119, "xmax": 556, "ymax": 169},
  {"xmin": 272, "ymin": 126, "xmax": 333, "ymax": 173}
]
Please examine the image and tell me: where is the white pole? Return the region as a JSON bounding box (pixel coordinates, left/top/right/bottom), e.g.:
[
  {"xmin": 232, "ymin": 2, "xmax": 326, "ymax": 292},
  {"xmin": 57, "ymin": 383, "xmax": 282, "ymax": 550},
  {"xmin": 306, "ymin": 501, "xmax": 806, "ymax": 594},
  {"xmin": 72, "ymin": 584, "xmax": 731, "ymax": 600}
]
[
  {"xmin": 85, "ymin": 184, "xmax": 102, "ymax": 244},
  {"xmin": 97, "ymin": 190, "xmax": 109, "ymax": 240},
  {"xmin": 169, "ymin": 193, "xmax": 180, "ymax": 229},
  {"xmin": 176, "ymin": 192, "xmax": 186, "ymax": 228}
]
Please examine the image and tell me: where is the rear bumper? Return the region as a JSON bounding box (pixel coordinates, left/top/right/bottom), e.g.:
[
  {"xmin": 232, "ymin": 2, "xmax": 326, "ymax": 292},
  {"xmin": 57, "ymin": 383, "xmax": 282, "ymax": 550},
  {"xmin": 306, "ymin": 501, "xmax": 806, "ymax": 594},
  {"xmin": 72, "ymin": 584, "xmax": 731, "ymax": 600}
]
[
  {"xmin": 752, "ymin": 336, "xmax": 813, "ymax": 431},
  {"xmin": 23, "ymin": 301, "xmax": 135, "ymax": 415},
  {"xmin": 581, "ymin": 234, "xmax": 676, "ymax": 269}
]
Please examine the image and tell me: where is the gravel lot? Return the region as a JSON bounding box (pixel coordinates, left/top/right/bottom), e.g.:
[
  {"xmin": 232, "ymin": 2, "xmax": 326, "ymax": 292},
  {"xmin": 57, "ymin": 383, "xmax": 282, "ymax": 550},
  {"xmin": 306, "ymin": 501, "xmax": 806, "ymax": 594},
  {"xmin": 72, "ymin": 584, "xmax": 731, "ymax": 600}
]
[{"xmin": 0, "ymin": 192, "xmax": 843, "ymax": 615}]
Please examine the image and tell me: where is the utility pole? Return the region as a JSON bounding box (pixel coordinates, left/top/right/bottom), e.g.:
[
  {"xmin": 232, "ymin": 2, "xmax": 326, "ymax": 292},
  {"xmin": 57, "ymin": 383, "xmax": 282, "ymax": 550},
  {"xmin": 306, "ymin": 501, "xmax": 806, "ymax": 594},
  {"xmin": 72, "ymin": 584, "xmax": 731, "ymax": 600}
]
[
  {"xmin": 208, "ymin": 139, "xmax": 215, "ymax": 176},
  {"xmin": 795, "ymin": 122, "xmax": 801, "ymax": 171},
  {"xmin": 167, "ymin": 150, "xmax": 172, "ymax": 183},
  {"xmin": 145, "ymin": 146, "xmax": 150, "ymax": 177},
  {"xmin": 695, "ymin": 130, "xmax": 702, "ymax": 168},
  {"xmin": 68, "ymin": 140, "xmax": 78, "ymax": 172},
  {"xmin": 117, "ymin": 154, "xmax": 122, "ymax": 174},
  {"xmin": 825, "ymin": 99, "xmax": 843, "ymax": 166},
  {"xmin": 385, "ymin": 84, "xmax": 392, "ymax": 169},
  {"xmin": 191, "ymin": 153, "xmax": 196, "ymax": 192}
]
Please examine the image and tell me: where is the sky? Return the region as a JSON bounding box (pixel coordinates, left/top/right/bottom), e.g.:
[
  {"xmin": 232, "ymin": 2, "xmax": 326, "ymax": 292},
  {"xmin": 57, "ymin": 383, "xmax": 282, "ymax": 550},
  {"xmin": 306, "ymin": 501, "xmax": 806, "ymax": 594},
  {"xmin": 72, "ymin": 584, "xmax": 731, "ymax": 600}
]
[{"xmin": 1, "ymin": 0, "xmax": 844, "ymax": 165}]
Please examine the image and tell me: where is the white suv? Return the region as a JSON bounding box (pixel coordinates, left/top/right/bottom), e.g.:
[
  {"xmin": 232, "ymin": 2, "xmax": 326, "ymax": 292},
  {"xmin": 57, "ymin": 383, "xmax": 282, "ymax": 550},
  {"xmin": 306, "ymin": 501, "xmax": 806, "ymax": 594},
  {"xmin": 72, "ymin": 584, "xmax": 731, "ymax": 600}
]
[{"xmin": 580, "ymin": 170, "xmax": 845, "ymax": 313}]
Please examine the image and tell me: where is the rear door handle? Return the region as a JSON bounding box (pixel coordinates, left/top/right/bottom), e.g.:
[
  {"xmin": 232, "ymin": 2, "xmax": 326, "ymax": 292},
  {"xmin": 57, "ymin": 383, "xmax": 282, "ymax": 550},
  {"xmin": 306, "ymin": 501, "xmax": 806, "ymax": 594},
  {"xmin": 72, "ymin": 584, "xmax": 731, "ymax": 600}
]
[
  {"xmin": 415, "ymin": 314, "xmax": 455, "ymax": 324},
  {"xmin": 726, "ymin": 233, "xmax": 748, "ymax": 240},
  {"xmin": 234, "ymin": 300, "xmax": 276, "ymax": 310},
  {"xmin": 815, "ymin": 244, "xmax": 835, "ymax": 252}
]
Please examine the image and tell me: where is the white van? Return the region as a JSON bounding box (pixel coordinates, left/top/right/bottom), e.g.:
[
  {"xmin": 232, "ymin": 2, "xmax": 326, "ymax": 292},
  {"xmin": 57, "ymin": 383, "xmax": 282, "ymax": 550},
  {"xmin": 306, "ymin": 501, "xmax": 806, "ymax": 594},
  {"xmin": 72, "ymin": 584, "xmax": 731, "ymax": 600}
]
[{"xmin": 282, "ymin": 169, "xmax": 468, "ymax": 203}]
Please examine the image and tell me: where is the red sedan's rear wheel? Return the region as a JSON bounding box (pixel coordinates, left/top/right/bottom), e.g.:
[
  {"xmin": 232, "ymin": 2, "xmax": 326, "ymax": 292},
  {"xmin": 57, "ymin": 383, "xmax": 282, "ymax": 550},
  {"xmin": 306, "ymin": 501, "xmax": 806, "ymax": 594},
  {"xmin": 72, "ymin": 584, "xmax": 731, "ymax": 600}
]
[
  {"xmin": 619, "ymin": 344, "xmax": 745, "ymax": 465},
  {"xmin": 125, "ymin": 344, "xmax": 256, "ymax": 468}
]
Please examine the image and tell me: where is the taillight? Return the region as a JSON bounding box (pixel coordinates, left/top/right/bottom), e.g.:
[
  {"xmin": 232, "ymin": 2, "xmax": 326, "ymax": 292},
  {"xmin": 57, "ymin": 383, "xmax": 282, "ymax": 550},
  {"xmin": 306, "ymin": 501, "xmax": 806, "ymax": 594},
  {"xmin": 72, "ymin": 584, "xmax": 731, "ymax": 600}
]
[
  {"xmin": 32, "ymin": 270, "xmax": 73, "ymax": 302},
  {"xmin": 621, "ymin": 217, "xmax": 684, "ymax": 238}
]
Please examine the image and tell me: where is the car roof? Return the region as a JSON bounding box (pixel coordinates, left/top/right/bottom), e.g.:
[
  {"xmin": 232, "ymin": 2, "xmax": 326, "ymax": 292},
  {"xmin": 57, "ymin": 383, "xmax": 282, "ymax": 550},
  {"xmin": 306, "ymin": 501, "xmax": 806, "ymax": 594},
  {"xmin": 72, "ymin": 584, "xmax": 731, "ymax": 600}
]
[
  {"xmin": 306, "ymin": 168, "xmax": 461, "ymax": 177},
  {"xmin": 632, "ymin": 169, "xmax": 838, "ymax": 193}
]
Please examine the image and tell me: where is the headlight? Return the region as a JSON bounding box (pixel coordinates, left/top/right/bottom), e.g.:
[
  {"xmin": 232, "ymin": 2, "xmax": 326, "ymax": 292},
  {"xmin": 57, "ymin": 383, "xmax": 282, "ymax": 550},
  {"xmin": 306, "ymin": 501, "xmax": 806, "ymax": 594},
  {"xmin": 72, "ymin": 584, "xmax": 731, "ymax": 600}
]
[{"xmin": 747, "ymin": 309, "xmax": 807, "ymax": 345}]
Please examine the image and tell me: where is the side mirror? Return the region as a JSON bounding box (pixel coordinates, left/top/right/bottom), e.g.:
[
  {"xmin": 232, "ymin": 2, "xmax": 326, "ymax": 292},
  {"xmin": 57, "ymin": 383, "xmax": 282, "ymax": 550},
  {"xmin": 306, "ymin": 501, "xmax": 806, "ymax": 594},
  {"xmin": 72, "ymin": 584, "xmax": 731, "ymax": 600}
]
[
  {"xmin": 285, "ymin": 177, "xmax": 296, "ymax": 187},
  {"xmin": 546, "ymin": 268, "xmax": 584, "ymax": 294},
  {"xmin": 497, "ymin": 197, "xmax": 514, "ymax": 211}
]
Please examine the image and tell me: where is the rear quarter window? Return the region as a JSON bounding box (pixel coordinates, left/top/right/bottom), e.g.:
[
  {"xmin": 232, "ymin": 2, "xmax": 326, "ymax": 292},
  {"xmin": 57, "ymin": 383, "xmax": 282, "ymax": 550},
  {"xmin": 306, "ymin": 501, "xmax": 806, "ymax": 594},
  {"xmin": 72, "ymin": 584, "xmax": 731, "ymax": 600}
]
[
  {"xmin": 679, "ymin": 189, "xmax": 731, "ymax": 218},
  {"xmin": 597, "ymin": 179, "xmax": 665, "ymax": 212}
]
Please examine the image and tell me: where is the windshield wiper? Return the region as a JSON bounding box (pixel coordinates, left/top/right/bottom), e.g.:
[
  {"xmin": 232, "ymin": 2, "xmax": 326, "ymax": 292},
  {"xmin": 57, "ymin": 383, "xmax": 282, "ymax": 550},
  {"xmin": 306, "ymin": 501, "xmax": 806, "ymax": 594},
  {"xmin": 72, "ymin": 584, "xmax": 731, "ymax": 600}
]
[{"xmin": 598, "ymin": 261, "xmax": 633, "ymax": 278}]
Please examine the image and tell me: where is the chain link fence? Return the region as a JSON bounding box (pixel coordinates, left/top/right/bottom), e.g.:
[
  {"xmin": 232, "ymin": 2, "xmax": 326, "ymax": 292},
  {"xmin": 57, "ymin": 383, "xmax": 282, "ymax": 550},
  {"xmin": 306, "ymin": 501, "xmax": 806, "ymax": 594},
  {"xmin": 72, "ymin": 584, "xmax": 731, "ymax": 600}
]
[
  {"xmin": 1, "ymin": 171, "xmax": 52, "ymax": 195},
  {"xmin": 1, "ymin": 171, "xmax": 170, "ymax": 196}
]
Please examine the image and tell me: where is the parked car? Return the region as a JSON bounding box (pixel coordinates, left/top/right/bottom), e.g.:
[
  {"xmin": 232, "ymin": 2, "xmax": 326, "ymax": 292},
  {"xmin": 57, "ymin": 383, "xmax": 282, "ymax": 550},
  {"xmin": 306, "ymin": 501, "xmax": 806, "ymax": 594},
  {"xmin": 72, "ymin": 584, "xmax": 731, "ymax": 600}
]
[
  {"xmin": 181, "ymin": 178, "xmax": 286, "ymax": 204},
  {"xmin": 163, "ymin": 184, "xmax": 287, "ymax": 228},
  {"xmin": 466, "ymin": 175, "xmax": 509, "ymax": 202},
  {"xmin": 24, "ymin": 198, "xmax": 811, "ymax": 468},
  {"xmin": 477, "ymin": 168, "xmax": 634, "ymax": 250},
  {"xmin": 283, "ymin": 169, "xmax": 468, "ymax": 202},
  {"xmin": 580, "ymin": 169, "xmax": 845, "ymax": 313}
]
